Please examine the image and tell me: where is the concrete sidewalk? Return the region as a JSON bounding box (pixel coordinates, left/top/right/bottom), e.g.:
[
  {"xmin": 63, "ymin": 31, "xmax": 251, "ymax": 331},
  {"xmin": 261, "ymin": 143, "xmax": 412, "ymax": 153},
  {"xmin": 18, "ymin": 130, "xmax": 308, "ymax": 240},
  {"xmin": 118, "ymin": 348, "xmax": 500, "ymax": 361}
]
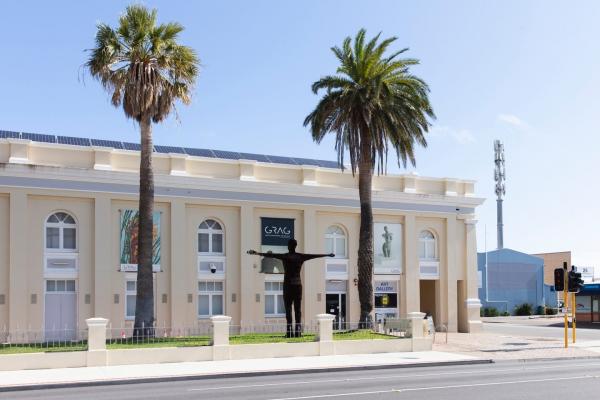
[{"xmin": 0, "ymin": 351, "xmax": 487, "ymax": 391}]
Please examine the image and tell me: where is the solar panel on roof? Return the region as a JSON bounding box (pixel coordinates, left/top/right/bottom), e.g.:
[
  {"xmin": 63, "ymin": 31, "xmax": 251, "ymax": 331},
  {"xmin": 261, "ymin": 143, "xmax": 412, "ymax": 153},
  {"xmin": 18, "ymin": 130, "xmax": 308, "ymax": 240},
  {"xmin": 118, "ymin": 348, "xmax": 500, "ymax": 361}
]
[
  {"xmin": 155, "ymin": 145, "xmax": 185, "ymax": 154},
  {"xmin": 292, "ymin": 157, "xmax": 322, "ymax": 167},
  {"xmin": 90, "ymin": 139, "xmax": 123, "ymax": 149},
  {"xmin": 3, "ymin": 128, "xmax": 342, "ymax": 168},
  {"xmin": 212, "ymin": 150, "xmax": 241, "ymax": 160},
  {"xmin": 184, "ymin": 147, "xmax": 215, "ymax": 158},
  {"xmin": 122, "ymin": 142, "xmax": 141, "ymax": 151},
  {"xmin": 266, "ymin": 155, "xmax": 298, "ymax": 165},
  {"xmin": 21, "ymin": 132, "xmax": 56, "ymax": 143},
  {"xmin": 57, "ymin": 136, "xmax": 91, "ymax": 146},
  {"xmin": 0, "ymin": 130, "xmax": 20, "ymax": 139},
  {"xmin": 317, "ymin": 160, "xmax": 341, "ymax": 169},
  {"xmin": 239, "ymin": 153, "xmax": 270, "ymax": 162}
]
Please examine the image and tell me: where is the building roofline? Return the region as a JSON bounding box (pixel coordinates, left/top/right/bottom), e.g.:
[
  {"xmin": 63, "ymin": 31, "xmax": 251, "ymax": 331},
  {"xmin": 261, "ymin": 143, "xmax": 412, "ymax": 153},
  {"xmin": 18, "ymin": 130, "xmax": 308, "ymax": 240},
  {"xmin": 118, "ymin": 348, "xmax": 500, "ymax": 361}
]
[{"xmin": 1, "ymin": 129, "xmax": 478, "ymax": 183}]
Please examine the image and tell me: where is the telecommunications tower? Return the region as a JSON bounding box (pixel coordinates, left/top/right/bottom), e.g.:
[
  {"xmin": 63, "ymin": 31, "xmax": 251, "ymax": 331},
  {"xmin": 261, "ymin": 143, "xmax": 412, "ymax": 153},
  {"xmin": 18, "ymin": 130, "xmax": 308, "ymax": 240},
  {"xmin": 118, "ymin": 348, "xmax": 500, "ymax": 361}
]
[{"xmin": 494, "ymin": 140, "xmax": 506, "ymax": 249}]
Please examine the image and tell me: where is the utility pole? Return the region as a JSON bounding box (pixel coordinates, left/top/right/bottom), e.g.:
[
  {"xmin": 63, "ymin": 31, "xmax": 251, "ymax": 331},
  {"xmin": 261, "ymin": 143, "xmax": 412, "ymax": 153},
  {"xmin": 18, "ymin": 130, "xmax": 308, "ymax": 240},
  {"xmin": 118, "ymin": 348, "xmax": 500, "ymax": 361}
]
[
  {"xmin": 494, "ymin": 140, "xmax": 506, "ymax": 249},
  {"xmin": 563, "ymin": 262, "xmax": 568, "ymax": 348}
]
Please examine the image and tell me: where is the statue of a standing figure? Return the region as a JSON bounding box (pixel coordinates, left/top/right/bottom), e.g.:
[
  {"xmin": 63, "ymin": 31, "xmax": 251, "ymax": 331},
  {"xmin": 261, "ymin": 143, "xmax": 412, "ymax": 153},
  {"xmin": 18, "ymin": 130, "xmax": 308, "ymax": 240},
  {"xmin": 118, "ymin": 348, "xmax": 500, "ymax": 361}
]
[
  {"xmin": 382, "ymin": 225, "xmax": 393, "ymax": 258},
  {"xmin": 248, "ymin": 239, "xmax": 334, "ymax": 337}
]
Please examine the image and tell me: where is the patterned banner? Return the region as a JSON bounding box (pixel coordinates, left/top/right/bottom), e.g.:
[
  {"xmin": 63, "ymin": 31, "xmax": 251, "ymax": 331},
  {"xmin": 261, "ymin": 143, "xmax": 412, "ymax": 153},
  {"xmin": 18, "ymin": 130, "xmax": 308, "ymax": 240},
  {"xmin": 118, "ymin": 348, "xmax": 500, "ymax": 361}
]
[{"xmin": 119, "ymin": 209, "xmax": 161, "ymax": 272}]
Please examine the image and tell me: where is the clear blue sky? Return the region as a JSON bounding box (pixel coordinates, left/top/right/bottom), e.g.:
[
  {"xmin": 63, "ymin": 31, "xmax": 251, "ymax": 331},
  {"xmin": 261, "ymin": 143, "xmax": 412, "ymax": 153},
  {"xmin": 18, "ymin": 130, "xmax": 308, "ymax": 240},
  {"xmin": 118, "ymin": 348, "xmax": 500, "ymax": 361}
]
[{"xmin": 2, "ymin": 1, "xmax": 599, "ymax": 267}]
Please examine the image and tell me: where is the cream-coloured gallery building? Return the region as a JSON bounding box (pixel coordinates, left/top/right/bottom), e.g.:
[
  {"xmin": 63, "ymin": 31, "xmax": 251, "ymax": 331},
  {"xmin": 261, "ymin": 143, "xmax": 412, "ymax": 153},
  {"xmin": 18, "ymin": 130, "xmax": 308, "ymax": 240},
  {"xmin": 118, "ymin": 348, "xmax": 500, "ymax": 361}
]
[{"xmin": 0, "ymin": 130, "xmax": 484, "ymax": 338}]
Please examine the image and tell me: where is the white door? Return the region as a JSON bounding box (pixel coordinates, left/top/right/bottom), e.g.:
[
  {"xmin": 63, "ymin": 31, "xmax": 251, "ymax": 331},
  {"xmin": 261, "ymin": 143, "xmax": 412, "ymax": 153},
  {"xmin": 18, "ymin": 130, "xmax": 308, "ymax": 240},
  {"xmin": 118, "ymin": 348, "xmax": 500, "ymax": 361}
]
[{"xmin": 45, "ymin": 279, "xmax": 77, "ymax": 341}]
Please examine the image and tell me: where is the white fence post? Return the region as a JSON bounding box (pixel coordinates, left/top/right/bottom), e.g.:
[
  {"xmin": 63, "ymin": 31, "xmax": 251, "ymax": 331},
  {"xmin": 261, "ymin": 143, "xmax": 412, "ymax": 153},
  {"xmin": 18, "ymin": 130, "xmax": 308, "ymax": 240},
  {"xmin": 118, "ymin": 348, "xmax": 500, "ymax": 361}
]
[
  {"xmin": 86, "ymin": 318, "xmax": 108, "ymax": 367},
  {"xmin": 408, "ymin": 312, "xmax": 433, "ymax": 352},
  {"xmin": 317, "ymin": 314, "xmax": 335, "ymax": 356},
  {"xmin": 407, "ymin": 312, "xmax": 425, "ymax": 338},
  {"xmin": 211, "ymin": 315, "xmax": 232, "ymax": 360}
]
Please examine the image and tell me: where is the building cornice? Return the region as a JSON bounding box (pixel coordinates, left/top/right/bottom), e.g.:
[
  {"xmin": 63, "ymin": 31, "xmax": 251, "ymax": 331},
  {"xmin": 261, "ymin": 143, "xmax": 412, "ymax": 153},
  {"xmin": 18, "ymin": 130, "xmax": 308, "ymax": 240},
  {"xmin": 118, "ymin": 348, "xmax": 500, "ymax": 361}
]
[{"xmin": 0, "ymin": 163, "xmax": 484, "ymax": 214}]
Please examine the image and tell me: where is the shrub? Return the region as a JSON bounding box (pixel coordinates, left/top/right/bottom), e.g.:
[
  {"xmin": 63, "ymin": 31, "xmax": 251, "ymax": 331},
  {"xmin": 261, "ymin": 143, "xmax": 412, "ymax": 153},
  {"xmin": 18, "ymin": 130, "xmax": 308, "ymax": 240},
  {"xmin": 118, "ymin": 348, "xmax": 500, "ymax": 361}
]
[
  {"xmin": 482, "ymin": 307, "xmax": 499, "ymax": 317},
  {"xmin": 545, "ymin": 307, "xmax": 558, "ymax": 315},
  {"xmin": 501, "ymin": 311, "xmax": 511, "ymax": 316},
  {"xmin": 535, "ymin": 305, "xmax": 545, "ymax": 315},
  {"xmin": 514, "ymin": 303, "xmax": 533, "ymax": 316}
]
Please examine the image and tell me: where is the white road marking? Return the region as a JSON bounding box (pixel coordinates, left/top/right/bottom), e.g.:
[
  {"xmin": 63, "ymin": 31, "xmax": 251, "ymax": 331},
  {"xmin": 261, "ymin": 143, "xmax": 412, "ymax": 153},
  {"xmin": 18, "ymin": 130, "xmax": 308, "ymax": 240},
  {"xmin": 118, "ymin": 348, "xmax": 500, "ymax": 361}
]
[
  {"xmin": 188, "ymin": 362, "xmax": 600, "ymax": 392},
  {"xmin": 265, "ymin": 375, "xmax": 597, "ymax": 400}
]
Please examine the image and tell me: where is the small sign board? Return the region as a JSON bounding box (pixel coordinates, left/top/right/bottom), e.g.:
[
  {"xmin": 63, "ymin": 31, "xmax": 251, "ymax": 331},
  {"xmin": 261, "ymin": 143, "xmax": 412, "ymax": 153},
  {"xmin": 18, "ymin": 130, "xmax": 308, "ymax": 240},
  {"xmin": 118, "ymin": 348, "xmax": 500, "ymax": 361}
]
[{"xmin": 261, "ymin": 217, "xmax": 294, "ymax": 246}]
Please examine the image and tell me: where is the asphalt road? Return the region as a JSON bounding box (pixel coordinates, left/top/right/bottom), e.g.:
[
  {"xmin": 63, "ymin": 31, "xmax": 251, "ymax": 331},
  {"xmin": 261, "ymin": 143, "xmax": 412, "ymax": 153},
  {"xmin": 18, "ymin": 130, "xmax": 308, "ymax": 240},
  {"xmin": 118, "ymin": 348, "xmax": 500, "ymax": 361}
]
[
  {"xmin": 2, "ymin": 358, "xmax": 600, "ymax": 400},
  {"xmin": 483, "ymin": 319, "xmax": 600, "ymax": 341}
]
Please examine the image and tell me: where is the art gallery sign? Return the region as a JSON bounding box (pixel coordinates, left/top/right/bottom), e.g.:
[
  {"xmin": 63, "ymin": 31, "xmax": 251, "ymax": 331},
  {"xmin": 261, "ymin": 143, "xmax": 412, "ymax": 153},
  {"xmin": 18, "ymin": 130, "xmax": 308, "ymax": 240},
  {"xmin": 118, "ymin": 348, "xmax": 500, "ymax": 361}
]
[
  {"xmin": 375, "ymin": 281, "xmax": 397, "ymax": 293},
  {"xmin": 261, "ymin": 217, "xmax": 294, "ymax": 246}
]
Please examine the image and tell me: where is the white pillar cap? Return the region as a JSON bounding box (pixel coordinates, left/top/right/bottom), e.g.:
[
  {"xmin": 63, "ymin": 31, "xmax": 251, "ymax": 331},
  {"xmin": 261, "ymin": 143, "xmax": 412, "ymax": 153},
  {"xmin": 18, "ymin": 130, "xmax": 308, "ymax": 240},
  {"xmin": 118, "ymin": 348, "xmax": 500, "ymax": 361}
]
[
  {"xmin": 210, "ymin": 315, "xmax": 232, "ymax": 323},
  {"xmin": 465, "ymin": 298, "xmax": 482, "ymax": 308},
  {"xmin": 316, "ymin": 314, "xmax": 336, "ymax": 321},
  {"xmin": 86, "ymin": 318, "xmax": 109, "ymax": 327}
]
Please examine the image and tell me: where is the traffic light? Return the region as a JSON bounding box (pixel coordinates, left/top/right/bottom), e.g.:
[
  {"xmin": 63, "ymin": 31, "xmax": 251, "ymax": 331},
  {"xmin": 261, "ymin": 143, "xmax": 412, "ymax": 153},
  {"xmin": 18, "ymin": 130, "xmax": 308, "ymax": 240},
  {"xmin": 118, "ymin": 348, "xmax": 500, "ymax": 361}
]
[
  {"xmin": 554, "ymin": 268, "xmax": 565, "ymax": 291},
  {"xmin": 568, "ymin": 266, "xmax": 584, "ymax": 293}
]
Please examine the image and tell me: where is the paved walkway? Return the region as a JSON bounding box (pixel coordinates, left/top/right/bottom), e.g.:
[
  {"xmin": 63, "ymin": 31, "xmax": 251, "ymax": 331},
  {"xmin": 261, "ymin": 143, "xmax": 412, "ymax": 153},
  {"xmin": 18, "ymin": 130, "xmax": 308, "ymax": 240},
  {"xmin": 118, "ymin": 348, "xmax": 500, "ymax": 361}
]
[
  {"xmin": 433, "ymin": 331, "xmax": 600, "ymax": 360},
  {"xmin": 0, "ymin": 351, "xmax": 484, "ymax": 390}
]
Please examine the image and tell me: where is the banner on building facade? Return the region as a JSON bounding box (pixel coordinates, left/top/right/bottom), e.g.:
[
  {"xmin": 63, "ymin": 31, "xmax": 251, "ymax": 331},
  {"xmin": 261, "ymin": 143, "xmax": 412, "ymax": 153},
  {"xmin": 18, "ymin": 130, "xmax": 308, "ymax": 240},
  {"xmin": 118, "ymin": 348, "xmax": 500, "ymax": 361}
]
[
  {"xmin": 259, "ymin": 217, "xmax": 295, "ymax": 274},
  {"xmin": 374, "ymin": 222, "xmax": 402, "ymax": 274},
  {"xmin": 119, "ymin": 209, "xmax": 161, "ymax": 272},
  {"xmin": 261, "ymin": 217, "xmax": 295, "ymax": 246}
]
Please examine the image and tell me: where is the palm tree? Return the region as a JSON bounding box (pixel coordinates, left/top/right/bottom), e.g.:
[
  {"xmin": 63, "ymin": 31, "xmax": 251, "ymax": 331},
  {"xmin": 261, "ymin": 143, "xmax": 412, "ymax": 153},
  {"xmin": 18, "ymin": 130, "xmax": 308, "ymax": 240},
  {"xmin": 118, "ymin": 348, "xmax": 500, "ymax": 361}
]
[
  {"xmin": 304, "ymin": 29, "xmax": 435, "ymax": 324},
  {"xmin": 86, "ymin": 5, "xmax": 199, "ymax": 336}
]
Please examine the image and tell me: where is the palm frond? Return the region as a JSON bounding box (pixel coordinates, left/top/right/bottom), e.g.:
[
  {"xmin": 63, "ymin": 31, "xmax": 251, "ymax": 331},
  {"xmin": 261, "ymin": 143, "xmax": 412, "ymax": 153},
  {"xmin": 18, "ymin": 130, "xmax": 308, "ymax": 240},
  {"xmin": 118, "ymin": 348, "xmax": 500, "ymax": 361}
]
[
  {"xmin": 85, "ymin": 5, "xmax": 200, "ymax": 123},
  {"xmin": 305, "ymin": 29, "xmax": 436, "ymax": 175}
]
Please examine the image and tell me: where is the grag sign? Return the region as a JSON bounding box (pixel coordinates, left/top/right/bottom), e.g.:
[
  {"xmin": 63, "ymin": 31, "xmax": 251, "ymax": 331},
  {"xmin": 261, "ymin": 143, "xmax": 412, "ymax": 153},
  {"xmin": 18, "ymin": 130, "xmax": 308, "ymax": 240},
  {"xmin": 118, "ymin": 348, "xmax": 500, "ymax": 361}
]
[{"xmin": 261, "ymin": 217, "xmax": 294, "ymax": 246}]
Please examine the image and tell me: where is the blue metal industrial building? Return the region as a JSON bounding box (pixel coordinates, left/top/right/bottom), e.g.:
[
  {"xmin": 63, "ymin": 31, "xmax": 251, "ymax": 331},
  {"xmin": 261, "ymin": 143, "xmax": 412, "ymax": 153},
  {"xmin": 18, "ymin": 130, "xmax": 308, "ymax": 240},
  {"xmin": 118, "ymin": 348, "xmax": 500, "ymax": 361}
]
[{"xmin": 478, "ymin": 248, "xmax": 557, "ymax": 314}]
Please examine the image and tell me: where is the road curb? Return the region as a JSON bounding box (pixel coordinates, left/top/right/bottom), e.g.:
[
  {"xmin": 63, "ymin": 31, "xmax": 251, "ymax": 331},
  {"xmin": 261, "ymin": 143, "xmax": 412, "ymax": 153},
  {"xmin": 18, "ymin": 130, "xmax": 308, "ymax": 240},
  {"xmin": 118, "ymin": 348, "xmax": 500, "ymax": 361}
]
[
  {"xmin": 0, "ymin": 359, "xmax": 493, "ymax": 393},
  {"xmin": 497, "ymin": 355, "xmax": 600, "ymax": 363}
]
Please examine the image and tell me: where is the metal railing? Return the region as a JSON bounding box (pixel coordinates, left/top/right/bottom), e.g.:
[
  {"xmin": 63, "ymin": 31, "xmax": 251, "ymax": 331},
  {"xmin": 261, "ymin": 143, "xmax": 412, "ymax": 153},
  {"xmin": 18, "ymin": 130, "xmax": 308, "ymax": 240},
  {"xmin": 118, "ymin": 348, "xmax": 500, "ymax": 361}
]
[
  {"xmin": 0, "ymin": 327, "xmax": 88, "ymax": 352},
  {"xmin": 106, "ymin": 322, "xmax": 213, "ymax": 347}
]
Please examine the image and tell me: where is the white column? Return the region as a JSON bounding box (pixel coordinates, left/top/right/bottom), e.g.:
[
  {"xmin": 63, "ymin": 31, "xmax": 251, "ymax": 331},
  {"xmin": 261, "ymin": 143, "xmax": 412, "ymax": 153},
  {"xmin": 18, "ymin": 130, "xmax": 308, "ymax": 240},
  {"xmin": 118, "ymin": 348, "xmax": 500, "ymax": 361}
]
[
  {"xmin": 464, "ymin": 219, "xmax": 482, "ymax": 332},
  {"xmin": 8, "ymin": 191, "xmax": 27, "ymax": 332},
  {"xmin": 317, "ymin": 313, "xmax": 335, "ymax": 355},
  {"xmin": 86, "ymin": 317, "xmax": 108, "ymax": 367},
  {"xmin": 403, "ymin": 215, "xmax": 419, "ymax": 313},
  {"xmin": 303, "ymin": 207, "xmax": 320, "ymax": 325},
  {"xmin": 86, "ymin": 317, "xmax": 108, "ymax": 351},
  {"xmin": 445, "ymin": 216, "xmax": 457, "ymax": 332},
  {"xmin": 170, "ymin": 199, "xmax": 187, "ymax": 328},
  {"xmin": 240, "ymin": 205, "xmax": 255, "ymax": 329},
  {"xmin": 211, "ymin": 315, "xmax": 232, "ymax": 360},
  {"xmin": 408, "ymin": 311, "xmax": 425, "ymax": 338},
  {"xmin": 408, "ymin": 311, "xmax": 432, "ymax": 352},
  {"xmin": 93, "ymin": 196, "xmax": 112, "ymax": 319}
]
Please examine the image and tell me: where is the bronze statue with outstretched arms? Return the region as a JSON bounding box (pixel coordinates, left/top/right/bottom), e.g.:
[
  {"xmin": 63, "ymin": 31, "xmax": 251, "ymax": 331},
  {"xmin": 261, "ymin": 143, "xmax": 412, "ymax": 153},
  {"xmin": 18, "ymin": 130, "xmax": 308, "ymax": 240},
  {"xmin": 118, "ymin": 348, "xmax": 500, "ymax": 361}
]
[{"xmin": 248, "ymin": 239, "xmax": 334, "ymax": 337}]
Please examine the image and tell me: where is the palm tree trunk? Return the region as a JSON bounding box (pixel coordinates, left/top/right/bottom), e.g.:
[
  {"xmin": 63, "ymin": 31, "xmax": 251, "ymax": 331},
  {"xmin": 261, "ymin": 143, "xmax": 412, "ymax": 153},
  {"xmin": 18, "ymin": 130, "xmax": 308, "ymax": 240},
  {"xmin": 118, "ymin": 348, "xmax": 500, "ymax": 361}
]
[
  {"xmin": 357, "ymin": 148, "xmax": 374, "ymax": 326},
  {"xmin": 133, "ymin": 113, "xmax": 155, "ymax": 338}
]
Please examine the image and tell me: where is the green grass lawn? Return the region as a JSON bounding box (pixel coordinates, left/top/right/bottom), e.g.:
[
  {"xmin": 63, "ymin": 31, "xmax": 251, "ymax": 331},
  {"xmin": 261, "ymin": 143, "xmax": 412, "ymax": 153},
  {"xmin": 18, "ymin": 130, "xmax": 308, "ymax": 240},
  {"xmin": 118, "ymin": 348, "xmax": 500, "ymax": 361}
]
[
  {"xmin": 333, "ymin": 329, "xmax": 396, "ymax": 341},
  {"xmin": 0, "ymin": 330, "xmax": 397, "ymax": 354},
  {"xmin": 107, "ymin": 336, "xmax": 211, "ymax": 349},
  {"xmin": 0, "ymin": 343, "xmax": 86, "ymax": 355},
  {"xmin": 230, "ymin": 333, "xmax": 317, "ymax": 344}
]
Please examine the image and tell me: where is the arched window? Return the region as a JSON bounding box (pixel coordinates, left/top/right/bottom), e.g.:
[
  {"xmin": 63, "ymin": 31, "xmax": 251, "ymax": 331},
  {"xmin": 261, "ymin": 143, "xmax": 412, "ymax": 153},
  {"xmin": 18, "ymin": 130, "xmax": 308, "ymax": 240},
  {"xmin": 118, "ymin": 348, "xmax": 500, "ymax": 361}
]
[
  {"xmin": 198, "ymin": 219, "xmax": 224, "ymax": 255},
  {"xmin": 419, "ymin": 230, "xmax": 437, "ymax": 260},
  {"xmin": 45, "ymin": 212, "xmax": 77, "ymax": 251},
  {"xmin": 325, "ymin": 225, "xmax": 347, "ymax": 258}
]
